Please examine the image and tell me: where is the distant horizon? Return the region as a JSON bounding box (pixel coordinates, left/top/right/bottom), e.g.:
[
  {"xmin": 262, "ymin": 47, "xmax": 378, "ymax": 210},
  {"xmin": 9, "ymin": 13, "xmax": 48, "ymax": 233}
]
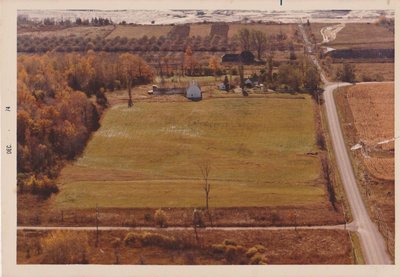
[{"xmin": 17, "ymin": 9, "xmax": 394, "ymax": 25}]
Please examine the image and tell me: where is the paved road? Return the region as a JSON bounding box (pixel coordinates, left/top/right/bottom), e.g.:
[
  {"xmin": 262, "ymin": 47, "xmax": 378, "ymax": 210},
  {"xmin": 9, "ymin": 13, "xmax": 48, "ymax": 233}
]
[
  {"xmin": 323, "ymin": 82, "xmax": 392, "ymax": 264},
  {"xmin": 17, "ymin": 223, "xmax": 355, "ymax": 232}
]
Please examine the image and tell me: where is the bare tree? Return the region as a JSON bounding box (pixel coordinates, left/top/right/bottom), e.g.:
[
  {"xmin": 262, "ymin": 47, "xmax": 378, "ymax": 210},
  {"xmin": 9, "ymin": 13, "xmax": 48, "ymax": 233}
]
[
  {"xmin": 238, "ymin": 28, "xmax": 251, "ymax": 51},
  {"xmin": 251, "ymin": 30, "xmax": 268, "ymax": 60},
  {"xmin": 199, "ymin": 162, "xmax": 211, "ymax": 210}
]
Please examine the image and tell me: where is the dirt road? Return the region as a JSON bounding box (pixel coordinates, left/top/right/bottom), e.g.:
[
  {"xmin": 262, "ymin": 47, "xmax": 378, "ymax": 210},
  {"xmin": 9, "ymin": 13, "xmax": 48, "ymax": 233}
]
[
  {"xmin": 323, "ymin": 83, "xmax": 392, "ymax": 264},
  {"xmin": 320, "ymin": 23, "xmax": 345, "ymax": 44},
  {"xmin": 298, "ymin": 21, "xmax": 392, "ymax": 264}
]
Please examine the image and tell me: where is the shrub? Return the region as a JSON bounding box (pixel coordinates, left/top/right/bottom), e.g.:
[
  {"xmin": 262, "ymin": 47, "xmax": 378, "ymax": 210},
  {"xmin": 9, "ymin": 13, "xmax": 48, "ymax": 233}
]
[
  {"xmin": 223, "ymin": 239, "xmax": 237, "ymax": 246},
  {"xmin": 210, "ymin": 241, "xmax": 246, "ymax": 264},
  {"xmin": 123, "ymin": 232, "xmax": 140, "ymax": 247},
  {"xmin": 253, "ymin": 244, "xmax": 266, "ymax": 253},
  {"xmin": 154, "ymin": 209, "xmax": 168, "ymax": 228},
  {"xmin": 24, "ymin": 175, "xmax": 59, "ymax": 198},
  {"xmin": 193, "ymin": 209, "xmax": 205, "ymax": 227},
  {"xmin": 111, "ymin": 237, "xmax": 122, "ymax": 249},
  {"xmin": 40, "ymin": 231, "xmax": 89, "ymax": 264},
  {"xmin": 224, "ymin": 245, "xmax": 245, "ymax": 263},
  {"xmin": 143, "ymin": 212, "xmax": 153, "ymax": 222},
  {"xmin": 210, "ymin": 243, "xmax": 226, "ymax": 255},
  {"xmin": 249, "ymin": 253, "xmax": 264, "ymax": 264},
  {"xmin": 246, "ymin": 247, "xmax": 259, "ymax": 258},
  {"xmin": 140, "ymin": 232, "xmax": 176, "ymax": 248}
]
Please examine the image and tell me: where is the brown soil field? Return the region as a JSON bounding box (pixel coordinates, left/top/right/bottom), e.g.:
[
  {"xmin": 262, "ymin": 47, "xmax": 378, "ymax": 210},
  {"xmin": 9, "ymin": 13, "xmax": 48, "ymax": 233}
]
[
  {"xmin": 189, "ymin": 23, "xmax": 211, "ymax": 37},
  {"xmin": 364, "ymin": 157, "xmax": 394, "ymax": 181},
  {"xmin": 228, "ymin": 23, "xmax": 296, "ymax": 39},
  {"xmin": 20, "ymin": 25, "xmax": 115, "ymax": 39},
  {"xmin": 346, "ymin": 83, "xmax": 394, "ymax": 151},
  {"xmin": 325, "ymin": 23, "xmax": 393, "ymax": 49},
  {"xmin": 17, "ymin": 228, "xmax": 354, "ymax": 264},
  {"xmin": 309, "ymin": 23, "xmax": 326, "ymax": 43},
  {"xmin": 106, "ymin": 25, "xmax": 173, "ymax": 39},
  {"xmin": 334, "ymin": 83, "xmax": 394, "ymax": 258}
]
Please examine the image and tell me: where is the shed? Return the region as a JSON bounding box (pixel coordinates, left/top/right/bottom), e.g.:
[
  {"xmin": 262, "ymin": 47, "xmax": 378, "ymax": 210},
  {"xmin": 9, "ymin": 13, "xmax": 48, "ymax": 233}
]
[
  {"xmin": 221, "ymin": 51, "xmax": 255, "ymax": 64},
  {"xmin": 244, "ymin": 79, "xmax": 253, "ymax": 87},
  {"xmin": 186, "ymin": 81, "xmax": 202, "ymax": 100}
]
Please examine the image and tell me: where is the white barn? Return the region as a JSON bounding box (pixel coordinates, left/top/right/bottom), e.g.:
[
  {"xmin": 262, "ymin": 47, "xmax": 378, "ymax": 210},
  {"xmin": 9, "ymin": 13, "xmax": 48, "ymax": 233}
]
[{"xmin": 186, "ymin": 81, "xmax": 202, "ymax": 100}]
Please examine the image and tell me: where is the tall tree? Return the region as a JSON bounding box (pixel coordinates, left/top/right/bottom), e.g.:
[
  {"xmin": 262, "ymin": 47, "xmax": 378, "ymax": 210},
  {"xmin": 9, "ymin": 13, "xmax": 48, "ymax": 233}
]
[
  {"xmin": 208, "ymin": 56, "xmax": 220, "ymax": 80},
  {"xmin": 184, "ymin": 46, "xmax": 196, "ymax": 76},
  {"xmin": 251, "ymin": 30, "xmax": 268, "ymax": 60},
  {"xmin": 238, "ymin": 28, "xmax": 251, "ymax": 51},
  {"xmin": 199, "ymin": 162, "xmax": 212, "ymax": 211}
]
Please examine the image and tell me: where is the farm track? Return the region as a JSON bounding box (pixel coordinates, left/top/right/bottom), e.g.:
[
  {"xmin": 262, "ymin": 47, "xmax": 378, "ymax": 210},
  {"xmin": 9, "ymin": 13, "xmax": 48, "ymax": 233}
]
[
  {"xmin": 298, "ymin": 22, "xmax": 392, "ymax": 264},
  {"xmin": 17, "ymin": 223, "xmax": 356, "ymax": 232}
]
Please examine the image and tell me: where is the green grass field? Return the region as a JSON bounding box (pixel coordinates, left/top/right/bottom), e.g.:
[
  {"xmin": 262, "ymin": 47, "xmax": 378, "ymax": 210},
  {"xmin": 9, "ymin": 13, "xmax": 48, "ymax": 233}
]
[{"xmin": 56, "ymin": 96, "xmax": 323, "ymax": 208}]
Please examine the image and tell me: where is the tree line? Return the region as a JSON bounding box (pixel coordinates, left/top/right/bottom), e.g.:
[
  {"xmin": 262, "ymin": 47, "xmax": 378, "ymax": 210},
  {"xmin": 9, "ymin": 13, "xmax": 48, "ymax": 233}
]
[{"xmin": 17, "ymin": 51, "xmax": 154, "ymax": 197}]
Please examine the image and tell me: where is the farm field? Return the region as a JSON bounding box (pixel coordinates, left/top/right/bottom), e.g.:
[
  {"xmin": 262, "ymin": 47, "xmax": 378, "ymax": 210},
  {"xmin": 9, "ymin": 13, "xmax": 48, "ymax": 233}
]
[
  {"xmin": 322, "ymin": 62, "xmax": 394, "ymax": 83},
  {"xmin": 19, "ymin": 25, "xmax": 115, "ymax": 39},
  {"xmin": 227, "ymin": 23, "xmax": 296, "ymax": 39},
  {"xmin": 344, "ymin": 83, "xmax": 394, "ymax": 181},
  {"xmin": 18, "ymin": 228, "xmax": 357, "ymax": 264},
  {"xmin": 334, "ymin": 83, "xmax": 394, "ymax": 256},
  {"xmin": 106, "ymin": 25, "xmax": 173, "ymax": 39},
  {"xmin": 56, "ymin": 96, "xmax": 323, "ymax": 209},
  {"xmin": 312, "ymin": 23, "xmax": 394, "ymax": 49}
]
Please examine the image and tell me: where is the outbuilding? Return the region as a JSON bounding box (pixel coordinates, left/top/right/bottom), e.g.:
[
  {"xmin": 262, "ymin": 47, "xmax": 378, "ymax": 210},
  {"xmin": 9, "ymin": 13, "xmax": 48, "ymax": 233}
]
[{"xmin": 186, "ymin": 81, "xmax": 202, "ymax": 100}]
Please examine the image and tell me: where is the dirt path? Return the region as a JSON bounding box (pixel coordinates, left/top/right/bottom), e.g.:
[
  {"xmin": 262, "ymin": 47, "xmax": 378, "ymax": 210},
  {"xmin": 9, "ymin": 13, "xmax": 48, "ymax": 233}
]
[
  {"xmin": 320, "ymin": 23, "xmax": 345, "ymax": 44},
  {"xmin": 17, "ymin": 223, "xmax": 356, "ymax": 232}
]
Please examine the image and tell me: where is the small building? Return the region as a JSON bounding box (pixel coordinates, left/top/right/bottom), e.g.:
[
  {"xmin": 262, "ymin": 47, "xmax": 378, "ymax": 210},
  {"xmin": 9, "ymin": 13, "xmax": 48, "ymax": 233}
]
[
  {"xmin": 244, "ymin": 79, "xmax": 253, "ymax": 88},
  {"xmin": 186, "ymin": 81, "xmax": 202, "ymax": 100},
  {"xmin": 221, "ymin": 51, "xmax": 255, "ymax": 64}
]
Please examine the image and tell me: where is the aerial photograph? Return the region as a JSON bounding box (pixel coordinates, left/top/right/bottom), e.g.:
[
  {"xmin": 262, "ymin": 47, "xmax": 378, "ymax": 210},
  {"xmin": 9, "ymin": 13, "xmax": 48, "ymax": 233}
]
[{"xmin": 16, "ymin": 9, "xmax": 394, "ymax": 265}]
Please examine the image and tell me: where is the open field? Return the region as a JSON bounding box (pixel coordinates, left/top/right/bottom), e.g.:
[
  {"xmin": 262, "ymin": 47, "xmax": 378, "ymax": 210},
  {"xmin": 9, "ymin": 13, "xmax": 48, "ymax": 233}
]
[
  {"xmin": 56, "ymin": 96, "xmax": 323, "ymax": 209},
  {"xmin": 18, "ymin": 228, "xmax": 355, "ymax": 264},
  {"xmin": 326, "ymin": 23, "xmax": 394, "ymax": 49},
  {"xmin": 346, "ymin": 83, "xmax": 394, "ymax": 152},
  {"xmin": 323, "ymin": 62, "xmax": 394, "ymax": 83},
  {"xmin": 20, "ymin": 25, "xmax": 115, "ymax": 39},
  {"xmin": 228, "ymin": 23, "xmax": 296, "ymax": 39},
  {"xmin": 106, "ymin": 25, "xmax": 173, "ymax": 39},
  {"xmin": 189, "ymin": 23, "xmax": 211, "ymax": 37},
  {"xmin": 334, "ymin": 83, "xmax": 394, "ymax": 257}
]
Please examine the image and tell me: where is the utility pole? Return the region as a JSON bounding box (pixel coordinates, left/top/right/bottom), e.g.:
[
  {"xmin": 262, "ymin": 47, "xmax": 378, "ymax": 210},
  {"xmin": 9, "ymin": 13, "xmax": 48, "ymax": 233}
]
[{"xmin": 95, "ymin": 203, "xmax": 99, "ymax": 247}]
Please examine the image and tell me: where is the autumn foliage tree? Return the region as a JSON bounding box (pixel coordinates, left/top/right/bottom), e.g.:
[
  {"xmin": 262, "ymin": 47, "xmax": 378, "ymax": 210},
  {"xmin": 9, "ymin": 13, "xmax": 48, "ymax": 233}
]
[
  {"xmin": 184, "ymin": 46, "xmax": 196, "ymax": 76},
  {"xmin": 17, "ymin": 51, "xmax": 154, "ymax": 197},
  {"xmin": 119, "ymin": 53, "xmax": 154, "ymax": 107},
  {"xmin": 208, "ymin": 56, "xmax": 221, "ymax": 79}
]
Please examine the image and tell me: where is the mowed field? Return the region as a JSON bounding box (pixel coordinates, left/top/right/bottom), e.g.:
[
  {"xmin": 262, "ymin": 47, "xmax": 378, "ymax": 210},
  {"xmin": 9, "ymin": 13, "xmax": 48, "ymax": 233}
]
[{"xmin": 57, "ymin": 96, "xmax": 323, "ymax": 209}]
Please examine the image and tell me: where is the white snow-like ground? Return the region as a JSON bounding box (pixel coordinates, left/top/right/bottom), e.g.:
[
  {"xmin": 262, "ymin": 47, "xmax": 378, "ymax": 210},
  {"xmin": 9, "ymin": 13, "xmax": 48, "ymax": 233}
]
[{"xmin": 18, "ymin": 9, "xmax": 394, "ymax": 25}]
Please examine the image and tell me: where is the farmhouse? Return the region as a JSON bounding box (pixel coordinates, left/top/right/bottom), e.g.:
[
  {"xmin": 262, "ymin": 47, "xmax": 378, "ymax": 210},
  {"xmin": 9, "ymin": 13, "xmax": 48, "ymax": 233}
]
[
  {"xmin": 186, "ymin": 81, "xmax": 202, "ymax": 100},
  {"xmin": 221, "ymin": 50, "xmax": 255, "ymax": 64}
]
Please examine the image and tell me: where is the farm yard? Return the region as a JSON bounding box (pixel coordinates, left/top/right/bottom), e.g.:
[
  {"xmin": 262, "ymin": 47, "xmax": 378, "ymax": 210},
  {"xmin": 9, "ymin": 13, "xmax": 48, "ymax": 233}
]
[
  {"xmin": 334, "ymin": 83, "xmax": 394, "ymax": 255},
  {"xmin": 56, "ymin": 96, "xmax": 323, "ymax": 209},
  {"xmin": 14, "ymin": 9, "xmax": 396, "ymax": 266}
]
